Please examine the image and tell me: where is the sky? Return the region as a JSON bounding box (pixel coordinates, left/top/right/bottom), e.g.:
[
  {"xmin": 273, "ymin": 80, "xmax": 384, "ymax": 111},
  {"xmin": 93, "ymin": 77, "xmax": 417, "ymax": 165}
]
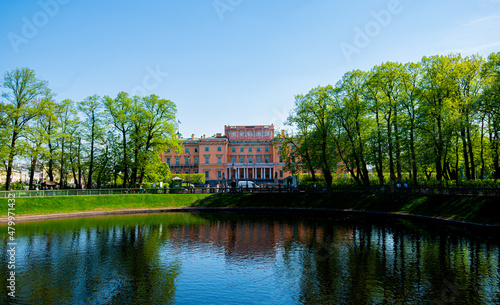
[{"xmin": 1, "ymin": 0, "xmax": 500, "ymax": 138}]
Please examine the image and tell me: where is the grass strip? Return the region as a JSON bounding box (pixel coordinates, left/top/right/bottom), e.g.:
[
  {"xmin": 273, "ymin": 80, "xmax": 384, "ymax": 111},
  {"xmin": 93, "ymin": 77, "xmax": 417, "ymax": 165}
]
[{"xmin": 1, "ymin": 192, "xmax": 498, "ymax": 225}]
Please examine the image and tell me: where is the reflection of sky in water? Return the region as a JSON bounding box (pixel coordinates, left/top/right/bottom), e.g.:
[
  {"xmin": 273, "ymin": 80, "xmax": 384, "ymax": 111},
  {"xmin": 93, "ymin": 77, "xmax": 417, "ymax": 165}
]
[{"xmin": 1, "ymin": 212, "xmax": 499, "ymax": 304}]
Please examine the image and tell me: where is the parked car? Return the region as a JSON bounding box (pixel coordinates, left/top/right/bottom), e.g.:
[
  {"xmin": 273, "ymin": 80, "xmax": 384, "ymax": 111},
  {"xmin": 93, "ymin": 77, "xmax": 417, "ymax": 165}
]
[{"xmin": 238, "ymin": 181, "xmax": 259, "ymax": 188}]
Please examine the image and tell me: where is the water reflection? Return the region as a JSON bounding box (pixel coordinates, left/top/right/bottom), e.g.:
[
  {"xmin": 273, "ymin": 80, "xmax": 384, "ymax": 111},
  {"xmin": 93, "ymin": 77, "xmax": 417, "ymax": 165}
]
[{"xmin": 1, "ymin": 212, "xmax": 499, "ymax": 304}]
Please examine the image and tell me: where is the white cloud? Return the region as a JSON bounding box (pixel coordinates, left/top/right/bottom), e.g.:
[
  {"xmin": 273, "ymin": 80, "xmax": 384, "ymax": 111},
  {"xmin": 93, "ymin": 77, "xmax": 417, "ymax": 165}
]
[{"xmin": 466, "ymin": 13, "xmax": 500, "ymax": 26}]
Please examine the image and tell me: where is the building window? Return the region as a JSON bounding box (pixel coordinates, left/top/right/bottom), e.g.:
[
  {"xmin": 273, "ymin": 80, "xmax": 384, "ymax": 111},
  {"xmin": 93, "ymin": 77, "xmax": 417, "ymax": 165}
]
[
  {"xmin": 256, "ymin": 131, "xmax": 262, "ymax": 136},
  {"xmin": 205, "ymin": 170, "xmax": 210, "ymax": 179},
  {"xmin": 217, "ymin": 170, "xmax": 222, "ymax": 179},
  {"xmin": 264, "ymin": 156, "xmax": 270, "ymax": 163},
  {"xmin": 231, "ymin": 131, "xmax": 236, "ymax": 137},
  {"xmin": 167, "ymin": 148, "xmax": 171, "ymax": 153},
  {"xmin": 217, "ymin": 147, "xmax": 222, "ymax": 152},
  {"xmin": 195, "ymin": 148, "xmax": 199, "ymax": 153},
  {"xmin": 240, "ymin": 148, "xmax": 244, "ymax": 152},
  {"xmin": 247, "ymin": 131, "xmax": 253, "ymax": 136},
  {"xmin": 248, "ymin": 147, "xmax": 253, "ymax": 152},
  {"xmin": 175, "ymin": 157, "xmax": 180, "ymax": 166},
  {"xmin": 194, "ymin": 157, "xmax": 199, "ymax": 165},
  {"xmin": 279, "ymin": 170, "xmax": 284, "ymax": 178},
  {"xmin": 217, "ymin": 156, "xmax": 222, "ymax": 164},
  {"xmin": 239, "ymin": 156, "xmax": 245, "ymax": 163},
  {"xmin": 175, "ymin": 171, "xmax": 180, "ymax": 174},
  {"xmin": 231, "ymin": 148, "xmax": 236, "ymax": 152},
  {"xmin": 205, "ymin": 156, "xmax": 210, "ymax": 164},
  {"xmin": 279, "ymin": 156, "xmax": 283, "ymax": 163},
  {"xmin": 185, "ymin": 148, "xmax": 189, "ymax": 153},
  {"xmin": 185, "ymin": 157, "xmax": 190, "ymax": 165},
  {"xmin": 166, "ymin": 158, "xmax": 171, "ymax": 165},
  {"xmin": 265, "ymin": 147, "xmax": 269, "ymax": 152},
  {"xmin": 264, "ymin": 131, "xmax": 270, "ymax": 136},
  {"xmin": 256, "ymin": 156, "xmax": 261, "ymax": 163},
  {"xmin": 231, "ymin": 156, "xmax": 236, "ymax": 163},
  {"xmin": 248, "ymin": 156, "xmax": 253, "ymax": 164},
  {"xmin": 257, "ymin": 147, "xmax": 261, "ymax": 152},
  {"xmin": 239, "ymin": 131, "xmax": 245, "ymax": 136},
  {"xmin": 278, "ymin": 146, "xmax": 281, "ymax": 151}
]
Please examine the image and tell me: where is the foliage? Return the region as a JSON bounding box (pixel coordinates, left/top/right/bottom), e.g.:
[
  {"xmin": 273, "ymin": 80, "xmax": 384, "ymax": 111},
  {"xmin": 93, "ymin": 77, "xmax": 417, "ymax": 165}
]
[
  {"xmin": 281, "ymin": 52, "xmax": 500, "ymax": 187},
  {"xmin": 1, "ymin": 67, "xmax": 48, "ymax": 190},
  {"xmin": 169, "ymin": 173, "xmax": 205, "ymax": 185}
]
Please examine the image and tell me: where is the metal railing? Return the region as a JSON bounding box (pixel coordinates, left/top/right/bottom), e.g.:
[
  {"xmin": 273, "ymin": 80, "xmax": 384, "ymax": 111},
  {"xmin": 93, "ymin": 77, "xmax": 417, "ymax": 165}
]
[{"xmin": 1, "ymin": 186, "xmax": 499, "ymax": 198}]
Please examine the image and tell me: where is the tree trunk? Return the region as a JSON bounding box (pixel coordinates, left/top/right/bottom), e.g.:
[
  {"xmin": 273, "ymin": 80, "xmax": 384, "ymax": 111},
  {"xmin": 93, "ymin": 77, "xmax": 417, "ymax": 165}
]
[
  {"xmin": 121, "ymin": 130, "xmax": 128, "ymax": 188},
  {"xmin": 28, "ymin": 157, "xmax": 37, "ymax": 190},
  {"xmin": 466, "ymin": 124, "xmax": 475, "ymax": 180},
  {"xmin": 461, "ymin": 128, "xmax": 471, "ymax": 180},
  {"xmin": 59, "ymin": 140, "xmax": 65, "ymax": 188}
]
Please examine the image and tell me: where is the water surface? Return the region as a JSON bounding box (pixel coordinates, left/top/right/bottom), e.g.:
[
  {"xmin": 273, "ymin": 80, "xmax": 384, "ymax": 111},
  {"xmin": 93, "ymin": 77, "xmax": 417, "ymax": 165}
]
[{"xmin": 1, "ymin": 211, "xmax": 499, "ymax": 304}]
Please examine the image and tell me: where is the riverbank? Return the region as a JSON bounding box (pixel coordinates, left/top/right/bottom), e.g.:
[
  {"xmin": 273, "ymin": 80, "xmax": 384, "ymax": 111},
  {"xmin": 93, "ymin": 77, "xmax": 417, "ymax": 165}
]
[{"xmin": 1, "ymin": 193, "xmax": 499, "ymax": 226}]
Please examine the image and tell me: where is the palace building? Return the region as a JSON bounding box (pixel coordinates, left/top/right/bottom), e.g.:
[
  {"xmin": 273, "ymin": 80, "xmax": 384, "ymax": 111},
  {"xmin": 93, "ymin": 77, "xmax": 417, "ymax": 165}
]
[{"xmin": 161, "ymin": 125, "xmax": 290, "ymax": 185}]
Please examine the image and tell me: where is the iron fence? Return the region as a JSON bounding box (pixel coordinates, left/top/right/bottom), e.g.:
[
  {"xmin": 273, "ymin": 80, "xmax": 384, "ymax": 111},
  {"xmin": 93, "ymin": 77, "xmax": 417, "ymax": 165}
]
[{"xmin": 1, "ymin": 185, "xmax": 499, "ymax": 198}]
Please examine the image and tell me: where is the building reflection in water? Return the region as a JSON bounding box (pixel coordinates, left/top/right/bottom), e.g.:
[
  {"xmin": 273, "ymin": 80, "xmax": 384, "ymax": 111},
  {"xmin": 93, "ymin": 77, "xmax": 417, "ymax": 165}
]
[{"xmin": 1, "ymin": 212, "xmax": 499, "ymax": 304}]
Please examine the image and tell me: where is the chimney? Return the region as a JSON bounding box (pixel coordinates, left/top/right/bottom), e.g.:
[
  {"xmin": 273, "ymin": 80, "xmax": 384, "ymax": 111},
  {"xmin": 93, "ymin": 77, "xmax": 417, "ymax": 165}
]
[
  {"xmin": 191, "ymin": 134, "xmax": 195, "ymax": 140},
  {"xmin": 203, "ymin": 134, "xmax": 206, "ymax": 139}
]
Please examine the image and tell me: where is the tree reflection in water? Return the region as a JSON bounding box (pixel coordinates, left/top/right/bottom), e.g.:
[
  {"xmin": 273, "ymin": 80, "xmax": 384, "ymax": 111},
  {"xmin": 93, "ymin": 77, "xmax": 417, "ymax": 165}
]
[{"xmin": 1, "ymin": 212, "xmax": 499, "ymax": 304}]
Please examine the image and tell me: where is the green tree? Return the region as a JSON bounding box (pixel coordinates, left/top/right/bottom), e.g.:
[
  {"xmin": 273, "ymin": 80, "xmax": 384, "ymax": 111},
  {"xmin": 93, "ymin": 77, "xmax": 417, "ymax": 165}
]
[
  {"xmin": 56, "ymin": 99, "xmax": 78, "ymax": 188},
  {"xmin": 103, "ymin": 91, "xmax": 133, "ymax": 188},
  {"xmin": 24, "ymin": 98, "xmax": 50, "ymax": 189},
  {"xmin": 1, "ymin": 67, "xmax": 47, "ymax": 190},
  {"xmin": 285, "ymin": 86, "xmax": 337, "ymax": 186},
  {"xmin": 332, "ymin": 71, "xmax": 370, "ymax": 185},
  {"xmin": 400, "ymin": 62, "xmax": 422, "ymax": 184},
  {"xmin": 480, "ymin": 52, "xmax": 500, "ymax": 179},
  {"xmin": 78, "ymin": 95, "xmax": 105, "ymax": 189},
  {"xmin": 419, "ymin": 55, "xmax": 458, "ymax": 181}
]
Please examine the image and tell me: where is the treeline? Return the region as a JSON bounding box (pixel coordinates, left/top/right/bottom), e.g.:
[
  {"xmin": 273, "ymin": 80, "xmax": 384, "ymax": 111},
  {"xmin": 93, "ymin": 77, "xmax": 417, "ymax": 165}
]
[
  {"xmin": 0, "ymin": 67, "xmax": 180, "ymax": 190},
  {"xmin": 278, "ymin": 52, "xmax": 500, "ymax": 187}
]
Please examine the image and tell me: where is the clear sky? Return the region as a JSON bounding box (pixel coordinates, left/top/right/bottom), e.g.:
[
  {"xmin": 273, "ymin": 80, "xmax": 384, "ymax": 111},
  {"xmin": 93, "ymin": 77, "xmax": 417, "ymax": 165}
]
[{"xmin": 1, "ymin": 0, "xmax": 500, "ymax": 138}]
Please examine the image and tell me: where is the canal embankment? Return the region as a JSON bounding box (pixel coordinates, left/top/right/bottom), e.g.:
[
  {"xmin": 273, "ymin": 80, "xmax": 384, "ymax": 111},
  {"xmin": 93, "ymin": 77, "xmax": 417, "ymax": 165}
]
[{"xmin": 1, "ymin": 192, "xmax": 499, "ymax": 226}]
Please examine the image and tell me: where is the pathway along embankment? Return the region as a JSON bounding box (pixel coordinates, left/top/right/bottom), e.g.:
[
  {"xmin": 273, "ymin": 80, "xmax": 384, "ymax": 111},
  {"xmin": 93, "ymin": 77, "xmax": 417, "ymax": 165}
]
[{"xmin": 1, "ymin": 192, "xmax": 499, "ymax": 227}]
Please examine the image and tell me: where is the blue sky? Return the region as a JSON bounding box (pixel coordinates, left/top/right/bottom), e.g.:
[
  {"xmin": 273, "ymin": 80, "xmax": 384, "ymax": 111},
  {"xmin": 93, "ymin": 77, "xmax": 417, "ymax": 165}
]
[{"xmin": 1, "ymin": 0, "xmax": 500, "ymax": 137}]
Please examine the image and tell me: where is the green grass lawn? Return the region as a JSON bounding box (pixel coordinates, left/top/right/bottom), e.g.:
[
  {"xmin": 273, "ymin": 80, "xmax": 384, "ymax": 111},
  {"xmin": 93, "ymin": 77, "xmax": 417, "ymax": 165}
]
[
  {"xmin": 1, "ymin": 194, "xmax": 212, "ymax": 216},
  {"xmin": 1, "ymin": 192, "xmax": 499, "ymax": 225}
]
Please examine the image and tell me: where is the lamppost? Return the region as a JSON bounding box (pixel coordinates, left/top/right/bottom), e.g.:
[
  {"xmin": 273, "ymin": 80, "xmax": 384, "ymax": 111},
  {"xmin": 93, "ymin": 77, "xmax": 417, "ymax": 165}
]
[{"xmin": 187, "ymin": 156, "xmax": 191, "ymax": 188}]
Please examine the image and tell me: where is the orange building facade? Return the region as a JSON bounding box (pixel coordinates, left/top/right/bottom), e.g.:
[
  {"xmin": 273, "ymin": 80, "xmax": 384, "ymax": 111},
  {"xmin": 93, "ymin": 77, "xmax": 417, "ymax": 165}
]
[{"xmin": 161, "ymin": 125, "xmax": 290, "ymax": 185}]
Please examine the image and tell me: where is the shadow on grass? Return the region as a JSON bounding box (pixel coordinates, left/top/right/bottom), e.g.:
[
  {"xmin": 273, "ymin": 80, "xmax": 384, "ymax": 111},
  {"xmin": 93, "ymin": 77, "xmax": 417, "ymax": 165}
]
[{"xmin": 191, "ymin": 193, "xmax": 500, "ymax": 225}]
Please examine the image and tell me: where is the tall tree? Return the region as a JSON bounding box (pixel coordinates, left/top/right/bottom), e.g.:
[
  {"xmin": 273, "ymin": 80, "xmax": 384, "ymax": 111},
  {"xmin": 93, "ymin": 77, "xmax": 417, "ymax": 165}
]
[
  {"xmin": 286, "ymin": 86, "xmax": 337, "ymax": 186},
  {"xmin": 419, "ymin": 55, "xmax": 458, "ymax": 181},
  {"xmin": 400, "ymin": 62, "xmax": 422, "ymax": 184},
  {"xmin": 24, "ymin": 98, "xmax": 50, "ymax": 189},
  {"xmin": 56, "ymin": 99, "xmax": 78, "ymax": 188},
  {"xmin": 137, "ymin": 94, "xmax": 179, "ymax": 184},
  {"xmin": 104, "ymin": 91, "xmax": 133, "ymax": 188},
  {"xmin": 480, "ymin": 52, "xmax": 500, "ymax": 179},
  {"xmin": 38, "ymin": 89, "xmax": 59, "ymax": 182},
  {"xmin": 331, "ymin": 71, "xmax": 370, "ymax": 185},
  {"xmin": 78, "ymin": 95, "xmax": 104, "ymax": 189},
  {"xmin": 1, "ymin": 67, "xmax": 47, "ymax": 190}
]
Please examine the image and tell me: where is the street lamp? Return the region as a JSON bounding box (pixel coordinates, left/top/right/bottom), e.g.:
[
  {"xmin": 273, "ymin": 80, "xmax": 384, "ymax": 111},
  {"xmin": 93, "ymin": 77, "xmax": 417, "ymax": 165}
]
[{"xmin": 187, "ymin": 156, "xmax": 191, "ymax": 188}]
